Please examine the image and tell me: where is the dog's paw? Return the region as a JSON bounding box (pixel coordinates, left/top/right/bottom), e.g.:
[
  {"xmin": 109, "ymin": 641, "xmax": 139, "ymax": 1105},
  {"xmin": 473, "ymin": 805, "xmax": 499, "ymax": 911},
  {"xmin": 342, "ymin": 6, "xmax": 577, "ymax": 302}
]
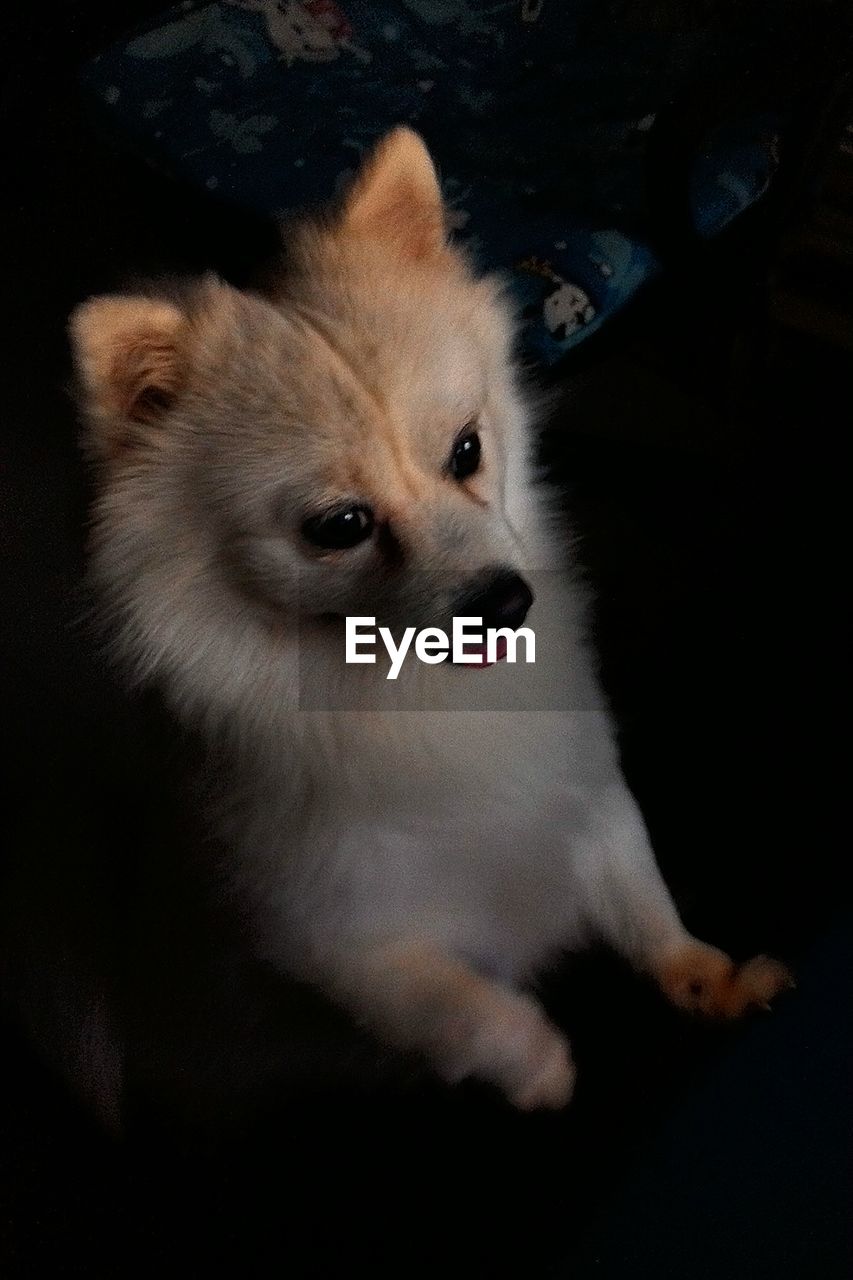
[
  {"xmin": 656, "ymin": 941, "xmax": 795, "ymax": 1019},
  {"xmin": 455, "ymin": 993, "xmax": 575, "ymax": 1111},
  {"xmin": 507, "ymin": 1023, "xmax": 576, "ymax": 1111},
  {"xmin": 438, "ymin": 990, "xmax": 575, "ymax": 1109}
]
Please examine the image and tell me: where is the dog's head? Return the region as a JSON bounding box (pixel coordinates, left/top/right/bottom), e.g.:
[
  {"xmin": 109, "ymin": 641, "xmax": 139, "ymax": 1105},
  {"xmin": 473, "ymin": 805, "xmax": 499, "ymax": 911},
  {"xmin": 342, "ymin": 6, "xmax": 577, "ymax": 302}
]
[{"xmin": 70, "ymin": 129, "xmax": 543, "ymax": 696}]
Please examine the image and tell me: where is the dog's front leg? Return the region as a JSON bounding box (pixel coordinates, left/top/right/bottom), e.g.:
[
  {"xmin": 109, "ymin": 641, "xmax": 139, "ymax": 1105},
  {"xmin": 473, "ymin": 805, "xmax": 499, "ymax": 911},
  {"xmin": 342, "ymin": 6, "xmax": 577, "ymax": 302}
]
[
  {"xmin": 320, "ymin": 939, "xmax": 574, "ymax": 1110},
  {"xmin": 573, "ymin": 780, "xmax": 794, "ymax": 1016}
]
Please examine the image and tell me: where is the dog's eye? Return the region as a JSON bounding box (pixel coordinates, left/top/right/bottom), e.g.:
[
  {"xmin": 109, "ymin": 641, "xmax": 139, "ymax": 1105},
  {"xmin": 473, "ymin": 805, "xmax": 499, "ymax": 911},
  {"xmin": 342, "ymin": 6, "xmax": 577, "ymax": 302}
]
[
  {"xmin": 449, "ymin": 430, "xmax": 481, "ymax": 481},
  {"xmin": 302, "ymin": 504, "xmax": 374, "ymax": 551}
]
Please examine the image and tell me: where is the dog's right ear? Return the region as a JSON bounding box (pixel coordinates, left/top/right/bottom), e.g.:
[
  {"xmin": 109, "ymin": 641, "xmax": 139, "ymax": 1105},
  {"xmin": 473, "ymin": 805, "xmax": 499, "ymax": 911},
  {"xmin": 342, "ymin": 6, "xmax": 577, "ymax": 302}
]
[
  {"xmin": 69, "ymin": 296, "xmax": 188, "ymax": 454},
  {"xmin": 338, "ymin": 127, "xmax": 445, "ymax": 260}
]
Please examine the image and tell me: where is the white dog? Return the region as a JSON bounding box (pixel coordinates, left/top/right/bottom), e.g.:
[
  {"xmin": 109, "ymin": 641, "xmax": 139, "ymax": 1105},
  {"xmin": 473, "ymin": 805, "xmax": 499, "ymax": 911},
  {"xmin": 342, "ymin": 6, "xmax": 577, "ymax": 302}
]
[{"xmin": 66, "ymin": 128, "xmax": 792, "ymax": 1115}]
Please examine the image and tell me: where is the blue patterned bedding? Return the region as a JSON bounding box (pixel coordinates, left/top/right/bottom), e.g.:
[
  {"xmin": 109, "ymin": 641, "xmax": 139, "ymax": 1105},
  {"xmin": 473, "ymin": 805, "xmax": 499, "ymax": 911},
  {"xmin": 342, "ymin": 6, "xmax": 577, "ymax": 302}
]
[{"xmin": 84, "ymin": 1, "xmax": 782, "ymax": 363}]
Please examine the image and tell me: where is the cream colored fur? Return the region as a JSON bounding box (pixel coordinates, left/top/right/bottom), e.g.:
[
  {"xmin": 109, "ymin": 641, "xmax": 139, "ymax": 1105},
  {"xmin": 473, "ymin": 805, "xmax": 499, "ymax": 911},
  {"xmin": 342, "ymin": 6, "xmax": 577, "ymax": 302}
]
[{"xmin": 69, "ymin": 128, "xmax": 792, "ymax": 1110}]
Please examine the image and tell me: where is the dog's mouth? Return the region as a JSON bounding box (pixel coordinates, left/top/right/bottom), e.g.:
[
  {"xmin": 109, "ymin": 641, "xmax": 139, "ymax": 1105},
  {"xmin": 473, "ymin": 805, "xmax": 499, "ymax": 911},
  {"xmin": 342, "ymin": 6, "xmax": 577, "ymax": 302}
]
[{"xmin": 451, "ymin": 634, "xmax": 508, "ymax": 668}]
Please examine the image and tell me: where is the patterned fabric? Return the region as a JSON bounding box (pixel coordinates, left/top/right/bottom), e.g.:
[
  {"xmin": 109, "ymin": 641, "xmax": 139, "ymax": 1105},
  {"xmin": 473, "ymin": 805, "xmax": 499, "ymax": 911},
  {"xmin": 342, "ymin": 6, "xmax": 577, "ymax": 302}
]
[{"xmin": 83, "ymin": 0, "xmax": 781, "ymax": 363}]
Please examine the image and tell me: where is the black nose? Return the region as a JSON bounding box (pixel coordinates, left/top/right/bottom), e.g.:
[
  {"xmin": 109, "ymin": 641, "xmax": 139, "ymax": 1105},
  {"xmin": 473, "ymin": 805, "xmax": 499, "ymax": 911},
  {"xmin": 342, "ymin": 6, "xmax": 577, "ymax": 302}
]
[{"xmin": 455, "ymin": 570, "xmax": 534, "ymax": 631}]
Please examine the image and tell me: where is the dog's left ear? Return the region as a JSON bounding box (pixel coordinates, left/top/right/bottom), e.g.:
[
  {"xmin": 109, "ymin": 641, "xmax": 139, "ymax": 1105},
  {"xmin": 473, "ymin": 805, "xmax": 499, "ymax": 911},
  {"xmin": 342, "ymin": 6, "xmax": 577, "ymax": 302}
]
[
  {"xmin": 338, "ymin": 127, "xmax": 445, "ymax": 260},
  {"xmin": 69, "ymin": 295, "xmax": 188, "ymax": 455}
]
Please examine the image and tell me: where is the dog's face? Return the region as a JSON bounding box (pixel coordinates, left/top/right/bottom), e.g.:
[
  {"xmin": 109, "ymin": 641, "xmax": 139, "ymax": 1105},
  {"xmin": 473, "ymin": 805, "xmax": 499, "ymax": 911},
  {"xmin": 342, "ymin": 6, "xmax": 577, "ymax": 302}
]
[{"xmin": 70, "ymin": 130, "xmax": 535, "ymax": 662}]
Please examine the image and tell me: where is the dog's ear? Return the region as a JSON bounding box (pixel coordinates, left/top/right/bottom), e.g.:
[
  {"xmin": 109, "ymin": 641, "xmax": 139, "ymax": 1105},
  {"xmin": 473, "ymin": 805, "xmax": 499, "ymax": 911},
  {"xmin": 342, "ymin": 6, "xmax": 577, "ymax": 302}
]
[
  {"xmin": 69, "ymin": 295, "xmax": 188, "ymax": 453},
  {"xmin": 338, "ymin": 127, "xmax": 445, "ymax": 259}
]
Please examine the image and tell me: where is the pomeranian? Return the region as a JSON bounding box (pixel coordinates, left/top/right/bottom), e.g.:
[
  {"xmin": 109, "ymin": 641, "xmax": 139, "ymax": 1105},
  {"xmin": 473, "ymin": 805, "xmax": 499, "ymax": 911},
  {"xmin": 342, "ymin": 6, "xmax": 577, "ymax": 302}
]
[{"xmin": 66, "ymin": 128, "xmax": 791, "ymax": 1116}]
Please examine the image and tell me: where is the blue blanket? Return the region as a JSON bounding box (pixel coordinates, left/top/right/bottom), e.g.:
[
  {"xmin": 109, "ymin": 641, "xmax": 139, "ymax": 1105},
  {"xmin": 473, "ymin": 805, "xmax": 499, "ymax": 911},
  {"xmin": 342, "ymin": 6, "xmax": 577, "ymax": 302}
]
[{"xmin": 84, "ymin": 1, "xmax": 781, "ymax": 362}]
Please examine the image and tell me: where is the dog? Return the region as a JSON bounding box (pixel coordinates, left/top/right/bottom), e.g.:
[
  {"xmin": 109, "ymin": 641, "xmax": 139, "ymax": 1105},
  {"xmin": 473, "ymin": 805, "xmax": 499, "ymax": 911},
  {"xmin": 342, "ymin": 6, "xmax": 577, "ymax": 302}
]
[{"xmin": 66, "ymin": 127, "xmax": 792, "ymax": 1115}]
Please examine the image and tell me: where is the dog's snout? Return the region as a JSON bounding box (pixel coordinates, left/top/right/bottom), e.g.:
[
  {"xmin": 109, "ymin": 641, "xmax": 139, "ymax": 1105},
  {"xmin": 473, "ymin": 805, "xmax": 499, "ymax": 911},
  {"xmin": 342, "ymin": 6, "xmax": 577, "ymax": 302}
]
[{"xmin": 456, "ymin": 570, "xmax": 534, "ymax": 630}]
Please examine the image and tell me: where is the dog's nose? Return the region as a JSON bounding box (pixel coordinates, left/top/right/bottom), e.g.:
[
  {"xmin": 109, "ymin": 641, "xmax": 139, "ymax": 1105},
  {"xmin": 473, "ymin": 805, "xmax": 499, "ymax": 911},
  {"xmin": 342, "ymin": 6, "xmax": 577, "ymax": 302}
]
[{"xmin": 455, "ymin": 570, "xmax": 534, "ymax": 630}]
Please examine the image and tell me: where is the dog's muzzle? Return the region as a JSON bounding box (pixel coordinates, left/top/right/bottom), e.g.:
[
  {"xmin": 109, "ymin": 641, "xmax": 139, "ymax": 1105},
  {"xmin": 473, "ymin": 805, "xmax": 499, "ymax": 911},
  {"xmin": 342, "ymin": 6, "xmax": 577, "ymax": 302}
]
[{"xmin": 453, "ymin": 569, "xmax": 534, "ymax": 631}]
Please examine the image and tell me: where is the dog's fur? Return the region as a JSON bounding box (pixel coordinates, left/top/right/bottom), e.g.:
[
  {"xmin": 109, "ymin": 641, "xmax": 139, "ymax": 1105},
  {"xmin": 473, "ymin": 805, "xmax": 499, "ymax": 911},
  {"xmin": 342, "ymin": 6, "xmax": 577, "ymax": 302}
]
[{"xmin": 63, "ymin": 128, "xmax": 791, "ymax": 1117}]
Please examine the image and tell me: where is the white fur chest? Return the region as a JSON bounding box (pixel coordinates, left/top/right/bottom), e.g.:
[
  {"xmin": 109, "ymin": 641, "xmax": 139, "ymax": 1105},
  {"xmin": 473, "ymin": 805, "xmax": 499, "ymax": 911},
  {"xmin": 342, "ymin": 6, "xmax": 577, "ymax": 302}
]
[{"xmin": 235, "ymin": 701, "xmax": 617, "ymax": 982}]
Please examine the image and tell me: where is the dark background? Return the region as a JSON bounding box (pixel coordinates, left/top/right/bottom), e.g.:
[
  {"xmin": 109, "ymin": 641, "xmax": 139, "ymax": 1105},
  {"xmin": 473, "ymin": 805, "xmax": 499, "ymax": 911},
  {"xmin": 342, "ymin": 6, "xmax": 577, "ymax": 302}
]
[{"xmin": 1, "ymin": 4, "xmax": 851, "ymax": 1276}]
